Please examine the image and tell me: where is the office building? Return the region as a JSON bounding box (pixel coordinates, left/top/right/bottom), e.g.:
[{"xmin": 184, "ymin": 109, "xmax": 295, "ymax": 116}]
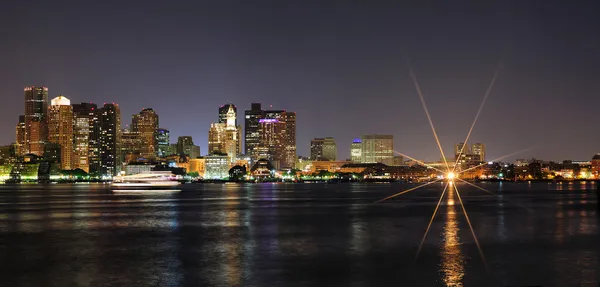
[
  {"xmin": 471, "ymin": 143, "xmax": 485, "ymax": 162},
  {"xmin": 99, "ymin": 103, "xmax": 121, "ymax": 177},
  {"xmin": 310, "ymin": 137, "xmax": 336, "ymax": 161},
  {"xmin": 204, "ymin": 154, "xmax": 230, "ymax": 179},
  {"xmin": 351, "ymin": 139, "xmax": 362, "ymax": 163},
  {"xmin": 361, "ymin": 134, "xmax": 393, "ymax": 165},
  {"xmin": 47, "ymin": 96, "xmax": 73, "ymax": 170},
  {"xmin": 156, "ymin": 128, "xmax": 170, "ymax": 157},
  {"xmin": 72, "ymin": 103, "xmax": 100, "ymax": 174},
  {"xmin": 244, "ymin": 103, "xmax": 264, "ymax": 155},
  {"xmin": 23, "ymin": 86, "xmax": 49, "ymax": 155},
  {"xmin": 209, "ymin": 104, "xmax": 242, "ymax": 161},
  {"xmin": 121, "ymin": 127, "xmax": 141, "ymax": 164},
  {"xmin": 15, "ymin": 115, "xmax": 26, "ymax": 156},
  {"xmin": 132, "ymin": 108, "xmax": 158, "ymax": 159},
  {"xmin": 176, "ymin": 136, "xmax": 200, "ymax": 158}
]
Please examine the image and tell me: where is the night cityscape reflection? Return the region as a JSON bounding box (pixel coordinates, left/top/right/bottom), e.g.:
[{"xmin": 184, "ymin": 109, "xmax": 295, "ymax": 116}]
[{"xmin": 1, "ymin": 1, "xmax": 599, "ymax": 286}]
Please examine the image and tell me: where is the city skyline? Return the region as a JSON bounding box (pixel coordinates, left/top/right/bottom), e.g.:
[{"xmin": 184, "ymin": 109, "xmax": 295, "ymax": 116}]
[{"xmin": 2, "ymin": 1, "xmax": 599, "ymax": 161}]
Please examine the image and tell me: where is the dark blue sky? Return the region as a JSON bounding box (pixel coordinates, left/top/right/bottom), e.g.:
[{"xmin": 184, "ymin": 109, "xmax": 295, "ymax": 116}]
[{"xmin": 1, "ymin": 0, "xmax": 599, "ymax": 161}]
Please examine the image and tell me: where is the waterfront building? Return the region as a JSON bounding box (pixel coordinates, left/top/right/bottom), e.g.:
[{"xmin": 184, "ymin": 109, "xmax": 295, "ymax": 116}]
[
  {"xmin": 156, "ymin": 128, "xmax": 170, "ymax": 157},
  {"xmin": 132, "ymin": 108, "xmax": 158, "ymax": 159},
  {"xmin": 23, "ymin": 86, "xmax": 49, "ymax": 156},
  {"xmin": 99, "ymin": 103, "xmax": 121, "ymax": 177},
  {"xmin": 121, "ymin": 127, "xmax": 141, "ymax": 164},
  {"xmin": 244, "ymin": 103, "xmax": 263, "ymax": 155},
  {"xmin": 311, "ymin": 137, "xmax": 336, "ymax": 161},
  {"xmin": 15, "ymin": 115, "xmax": 26, "ymax": 156},
  {"xmin": 47, "ymin": 96, "xmax": 73, "ymax": 170},
  {"xmin": 361, "ymin": 134, "xmax": 393, "ymax": 165},
  {"xmin": 471, "ymin": 143, "xmax": 485, "ymax": 162},
  {"xmin": 72, "ymin": 103, "xmax": 100, "ymax": 174},
  {"xmin": 204, "ymin": 155, "xmax": 229, "ymax": 179},
  {"xmin": 176, "ymin": 136, "xmax": 200, "ymax": 158},
  {"xmin": 350, "ymin": 139, "xmax": 362, "ymax": 163}
]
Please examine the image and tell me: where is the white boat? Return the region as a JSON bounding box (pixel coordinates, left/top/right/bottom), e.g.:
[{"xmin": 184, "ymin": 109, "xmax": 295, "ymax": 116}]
[{"xmin": 112, "ymin": 171, "xmax": 181, "ymax": 188}]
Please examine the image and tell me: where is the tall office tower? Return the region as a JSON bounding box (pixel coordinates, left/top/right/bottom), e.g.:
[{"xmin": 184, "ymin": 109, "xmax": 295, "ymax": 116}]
[
  {"xmin": 283, "ymin": 112, "xmax": 296, "ymax": 168},
  {"xmin": 244, "ymin": 103, "xmax": 264, "ymax": 155},
  {"xmin": 120, "ymin": 127, "xmax": 141, "ymax": 164},
  {"xmin": 15, "ymin": 115, "xmax": 26, "ymax": 156},
  {"xmin": 131, "ymin": 108, "xmax": 158, "ymax": 159},
  {"xmin": 322, "ymin": 137, "xmax": 336, "ymax": 161},
  {"xmin": 256, "ymin": 110, "xmax": 296, "ymax": 169},
  {"xmin": 209, "ymin": 104, "xmax": 241, "ymax": 161},
  {"xmin": 99, "ymin": 103, "xmax": 121, "ymax": 177},
  {"xmin": 361, "ymin": 134, "xmax": 394, "ymax": 165},
  {"xmin": 72, "ymin": 103, "xmax": 99, "ymax": 174},
  {"xmin": 23, "ymin": 86, "xmax": 49, "ymax": 155},
  {"xmin": 454, "ymin": 142, "xmax": 469, "ymax": 159},
  {"xmin": 310, "ymin": 138, "xmax": 324, "ymax": 160},
  {"xmin": 471, "ymin": 143, "xmax": 485, "ymax": 162},
  {"xmin": 350, "ymin": 139, "xmax": 362, "ymax": 162},
  {"xmin": 311, "ymin": 137, "xmax": 336, "ymax": 161},
  {"xmin": 208, "ymin": 123, "xmax": 226, "ymax": 154},
  {"xmin": 47, "ymin": 96, "xmax": 74, "ymax": 170},
  {"xmin": 156, "ymin": 128, "xmax": 170, "ymax": 157}
]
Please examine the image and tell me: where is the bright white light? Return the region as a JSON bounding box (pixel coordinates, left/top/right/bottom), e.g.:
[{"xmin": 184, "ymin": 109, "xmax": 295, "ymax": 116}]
[{"xmin": 447, "ymin": 172, "xmax": 456, "ymax": 180}]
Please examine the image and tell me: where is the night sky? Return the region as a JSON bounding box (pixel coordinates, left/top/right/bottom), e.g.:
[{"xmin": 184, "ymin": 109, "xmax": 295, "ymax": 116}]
[{"xmin": 1, "ymin": 1, "xmax": 599, "ymax": 162}]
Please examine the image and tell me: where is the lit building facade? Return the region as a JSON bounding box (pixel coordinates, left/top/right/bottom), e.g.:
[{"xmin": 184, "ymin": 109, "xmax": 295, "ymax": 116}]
[
  {"xmin": 471, "ymin": 143, "xmax": 485, "ymax": 162},
  {"xmin": 15, "ymin": 115, "xmax": 26, "ymax": 156},
  {"xmin": 72, "ymin": 103, "xmax": 100, "ymax": 174},
  {"xmin": 209, "ymin": 104, "xmax": 242, "ymax": 161},
  {"xmin": 132, "ymin": 108, "xmax": 158, "ymax": 159},
  {"xmin": 351, "ymin": 139, "xmax": 362, "ymax": 163},
  {"xmin": 121, "ymin": 128, "xmax": 141, "ymax": 164},
  {"xmin": 47, "ymin": 96, "xmax": 73, "ymax": 170},
  {"xmin": 23, "ymin": 86, "xmax": 49, "ymax": 156},
  {"xmin": 244, "ymin": 103, "xmax": 264, "ymax": 155},
  {"xmin": 204, "ymin": 155, "xmax": 229, "ymax": 179},
  {"xmin": 311, "ymin": 137, "xmax": 336, "ymax": 161},
  {"xmin": 361, "ymin": 134, "xmax": 393, "ymax": 165},
  {"xmin": 99, "ymin": 103, "xmax": 121, "ymax": 177},
  {"xmin": 156, "ymin": 128, "xmax": 170, "ymax": 157}
]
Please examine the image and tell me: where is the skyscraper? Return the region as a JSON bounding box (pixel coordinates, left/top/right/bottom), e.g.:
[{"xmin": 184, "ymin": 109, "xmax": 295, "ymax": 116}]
[
  {"xmin": 244, "ymin": 103, "xmax": 264, "ymax": 155},
  {"xmin": 47, "ymin": 96, "xmax": 73, "ymax": 170},
  {"xmin": 361, "ymin": 134, "xmax": 393, "ymax": 165},
  {"xmin": 350, "ymin": 139, "xmax": 362, "ymax": 162},
  {"xmin": 255, "ymin": 109, "xmax": 296, "ymax": 169},
  {"xmin": 99, "ymin": 103, "xmax": 121, "ymax": 177},
  {"xmin": 132, "ymin": 108, "xmax": 158, "ymax": 159},
  {"xmin": 15, "ymin": 115, "xmax": 26, "ymax": 156},
  {"xmin": 283, "ymin": 112, "xmax": 296, "ymax": 168},
  {"xmin": 72, "ymin": 103, "xmax": 99, "ymax": 174},
  {"xmin": 471, "ymin": 143, "xmax": 485, "ymax": 162},
  {"xmin": 23, "ymin": 86, "xmax": 49, "ymax": 155},
  {"xmin": 311, "ymin": 137, "xmax": 336, "ymax": 161},
  {"xmin": 209, "ymin": 104, "xmax": 241, "ymax": 161},
  {"xmin": 121, "ymin": 127, "xmax": 141, "ymax": 164},
  {"xmin": 156, "ymin": 128, "xmax": 170, "ymax": 157},
  {"xmin": 310, "ymin": 138, "xmax": 324, "ymax": 160},
  {"xmin": 208, "ymin": 123, "xmax": 226, "ymax": 154}
]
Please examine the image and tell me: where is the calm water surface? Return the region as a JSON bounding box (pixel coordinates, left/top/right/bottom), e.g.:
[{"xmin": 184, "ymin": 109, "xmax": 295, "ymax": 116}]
[{"xmin": 0, "ymin": 182, "xmax": 598, "ymax": 286}]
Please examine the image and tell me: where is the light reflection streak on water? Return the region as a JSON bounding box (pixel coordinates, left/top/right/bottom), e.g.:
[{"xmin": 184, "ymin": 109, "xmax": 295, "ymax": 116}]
[{"xmin": 440, "ymin": 184, "xmax": 464, "ymax": 287}]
